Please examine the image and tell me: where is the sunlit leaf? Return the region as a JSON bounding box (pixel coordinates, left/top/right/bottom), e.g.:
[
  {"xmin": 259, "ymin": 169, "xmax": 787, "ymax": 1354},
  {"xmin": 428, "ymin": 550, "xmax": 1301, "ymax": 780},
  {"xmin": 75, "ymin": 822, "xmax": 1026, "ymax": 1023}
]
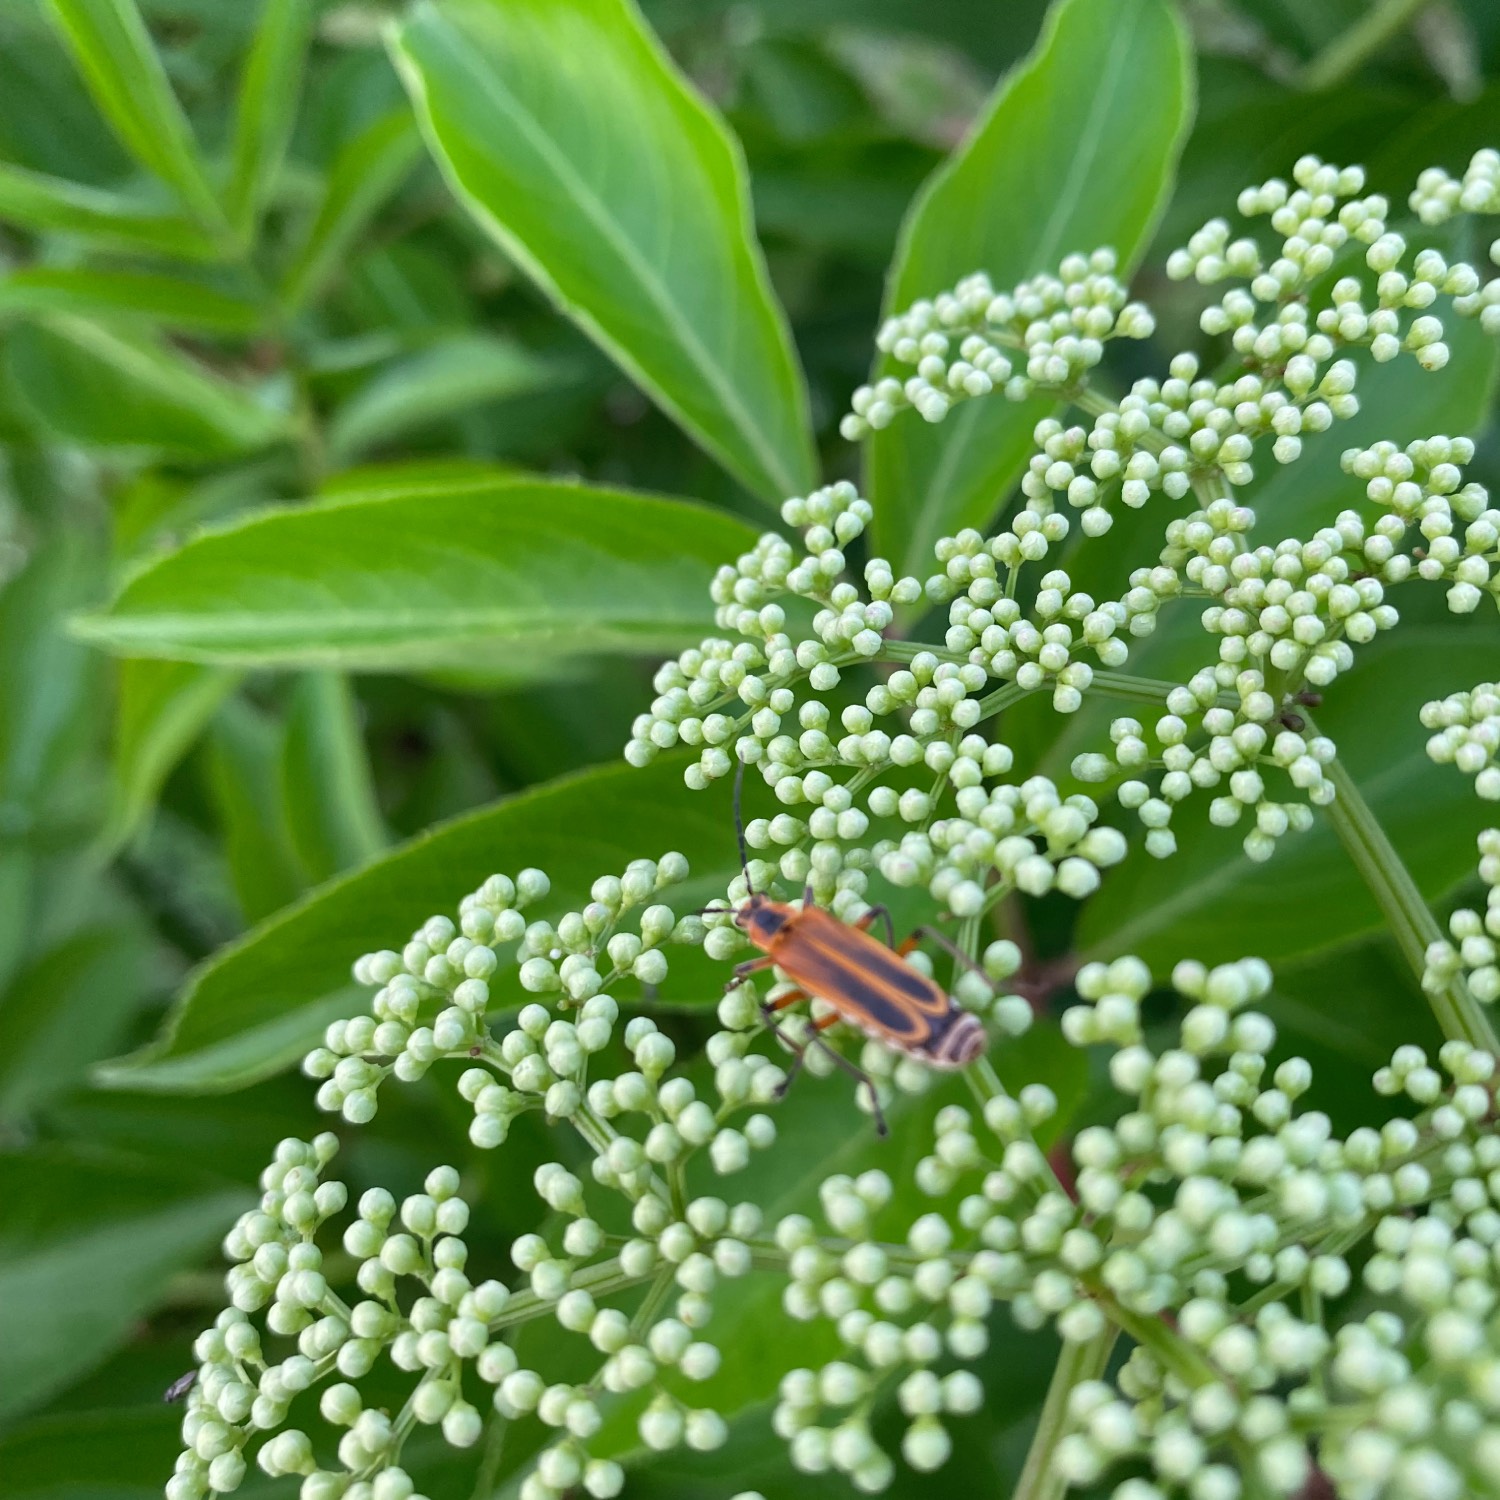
[
  {"xmin": 391, "ymin": 0, "xmax": 816, "ymax": 504},
  {"xmin": 43, "ymin": 0, "xmax": 226, "ymax": 234},
  {"xmin": 74, "ymin": 478, "xmax": 759, "ymax": 669}
]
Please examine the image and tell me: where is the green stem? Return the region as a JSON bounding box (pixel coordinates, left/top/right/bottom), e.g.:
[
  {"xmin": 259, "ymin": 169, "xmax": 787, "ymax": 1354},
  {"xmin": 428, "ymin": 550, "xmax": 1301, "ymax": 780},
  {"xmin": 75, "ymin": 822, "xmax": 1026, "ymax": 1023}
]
[
  {"xmin": 879, "ymin": 640, "xmax": 950, "ymax": 664},
  {"xmin": 468, "ymin": 1415, "xmax": 509, "ymax": 1500},
  {"xmin": 1012, "ymin": 1326, "xmax": 1119, "ymax": 1500},
  {"xmin": 1070, "ymin": 385, "xmax": 1118, "ymax": 422},
  {"xmin": 1088, "ymin": 669, "xmax": 1233, "ymax": 712},
  {"xmin": 1297, "ymin": 0, "xmax": 1437, "ymax": 90},
  {"xmin": 974, "ymin": 681, "xmax": 1035, "ymax": 718},
  {"xmin": 485, "ymin": 1256, "xmax": 652, "ymax": 1334},
  {"xmin": 1311, "ymin": 724, "xmax": 1499, "ymax": 1054}
]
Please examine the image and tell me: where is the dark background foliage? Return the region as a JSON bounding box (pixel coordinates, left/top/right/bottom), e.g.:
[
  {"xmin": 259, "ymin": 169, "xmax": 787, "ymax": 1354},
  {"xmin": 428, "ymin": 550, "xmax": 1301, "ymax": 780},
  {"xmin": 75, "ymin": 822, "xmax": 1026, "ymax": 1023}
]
[{"xmin": 1, "ymin": 0, "xmax": 1498, "ymax": 1495}]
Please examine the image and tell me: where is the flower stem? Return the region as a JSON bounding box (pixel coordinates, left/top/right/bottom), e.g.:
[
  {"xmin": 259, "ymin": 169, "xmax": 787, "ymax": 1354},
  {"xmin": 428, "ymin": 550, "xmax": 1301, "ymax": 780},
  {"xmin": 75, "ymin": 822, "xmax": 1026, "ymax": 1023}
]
[
  {"xmin": 1297, "ymin": 0, "xmax": 1436, "ymax": 91},
  {"xmin": 1011, "ymin": 1326, "xmax": 1118, "ymax": 1500},
  {"xmin": 1310, "ymin": 723, "xmax": 1499, "ymax": 1054}
]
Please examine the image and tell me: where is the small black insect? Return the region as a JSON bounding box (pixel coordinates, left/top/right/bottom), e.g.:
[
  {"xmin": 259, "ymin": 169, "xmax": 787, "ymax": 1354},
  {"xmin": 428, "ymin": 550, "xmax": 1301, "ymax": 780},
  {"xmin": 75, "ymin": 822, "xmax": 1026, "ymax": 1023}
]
[{"xmin": 163, "ymin": 1369, "xmax": 197, "ymax": 1403}]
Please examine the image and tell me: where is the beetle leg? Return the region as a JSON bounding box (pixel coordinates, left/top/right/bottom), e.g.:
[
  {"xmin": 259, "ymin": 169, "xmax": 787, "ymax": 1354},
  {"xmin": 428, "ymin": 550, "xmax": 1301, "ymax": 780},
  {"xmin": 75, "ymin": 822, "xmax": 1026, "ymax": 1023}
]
[
  {"xmin": 760, "ymin": 1005, "xmax": 810, "ymax": 1074},
  {"xmin": 853, "ymin": 903, "xmax": 897, "ymax": 948},
  {"xmin": 724, "ymin": 954, "xmax": 777, "ymax": 992},
  {"xmin": 764, "ymin": 986, "xmax": 809, "ymax": 1012},
  {"xmin": 762, "ymin": 1008, "xmax": 888, "ymax": 1137},
  {"xmin": 810, "ymin": 1035, "xmax": 888, "ymax": 1137},
  {"xmin": 909, "ymin": 924, "xmax": 994, "ymax": 987}
]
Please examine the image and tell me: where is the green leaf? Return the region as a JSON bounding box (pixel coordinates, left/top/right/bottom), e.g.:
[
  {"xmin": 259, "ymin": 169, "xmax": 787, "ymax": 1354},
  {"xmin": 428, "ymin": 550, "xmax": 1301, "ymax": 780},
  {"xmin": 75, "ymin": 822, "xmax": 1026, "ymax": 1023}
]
[
  {"xmin": 48, "ymin": 1073, "xmax": 322, "ymax": 1185},
  {"xmin": 0, "ymin": 927, "xmax": 151, "ymax": 1121},
  {"xmin": 327, "ymin": 334, "xmax": 572, "ymax": 463},
  {"xmin": 1266, "ymin": 935, "xmax": 1444, "ymax": 1132},
  {"xmin": 0, "ymin": 1146, "xmax": 247, "ymax": 1421},
  {"xmin": 0, "ymin": 266, "xmax": 263, "ymax": 334},
  {"xmin": 0, "ymin": 1, "xmax": 134, "ymax": 185},
  {"xmin": 0, "ymin": 1404, "xmax": 182, "ymax": 1500},
  {"xmin": 100, "ymin": 658, "xmax": 240, "ymax": 855},
  {"xmin": 0, "ymin": 847, "xmax": 36, "ymax": 1005},
  {"xmin": 1076, "ymin": 617, "xmax": 1500, "ymax": 970},
  {"xmin": 0, "ymin": 531, "xmax": 104, "ymax": 991},
  {"xmin": 0, "ymin": 529, "xmax": 102, "ymax": 813},
  {"xmin": 97, "ymin": 754, "xmax": 745, "ymax": 1093},
  {"xmin": 205, "ymin": 696, "xmax": 307, "ymax": 924},
  {"xmin": 72, "ymin": 478, "xmax": 759, "ymax": 669},
  {"xmin": 280, "ymin": 107, "xmax": 423, "ymax": 315},
  {"xmin": 281, "ymin": 671, "xmax": 387, "ymax": 883},
  {"xmin": 390, "ymin": 0, "xmax": 816, "ymax": 505},
  {"xmin": 0, "ymin": 161, "xmax": 218, "ymax": 259},
  {"xmin": 43, "ymin": 0, "xmax": 226, "ymax": 235},
  {"xmin": 225, "ymin": 0, "xmax": 314, "ymax": 241},
  {"xmin": 5, "ymin": 316, "xmax": 291, "ymax": 456},
  {"xmin": 315, "ymin": 456, "xmax": 523, "ymax": 504},
  {"xmin": 867, "ymin": 0, "xmax": 1194, "ymax": 576}
]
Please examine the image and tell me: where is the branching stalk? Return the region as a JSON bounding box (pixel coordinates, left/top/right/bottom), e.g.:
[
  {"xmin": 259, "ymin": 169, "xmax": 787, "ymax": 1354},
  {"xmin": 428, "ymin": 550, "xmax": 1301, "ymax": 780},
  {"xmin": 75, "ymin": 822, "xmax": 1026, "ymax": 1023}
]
[
  {"xmin": 1011, "ymin": 1326, "xmax": 1119, "ymax": 1500},
  {"xmin": 1298, "ymin": 0, "xmax": 1437, "ymax": 91},
  {"xmin": 1311, "ymin": 729, "xmax": 1500, "ymax": 1054}
]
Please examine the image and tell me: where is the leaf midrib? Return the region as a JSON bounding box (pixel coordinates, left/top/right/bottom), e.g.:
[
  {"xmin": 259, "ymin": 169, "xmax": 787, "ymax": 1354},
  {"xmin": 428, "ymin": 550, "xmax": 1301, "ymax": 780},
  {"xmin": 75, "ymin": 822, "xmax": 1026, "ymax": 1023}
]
[
  {"xmin": 412, "ymin": 14, "xmax": 803, "ymax": 501},
  {"xmin": 77, "ymin": 603, "xmax": 709, "ymax": 646},
  {"xmin": 900, "ymin": 10, "xmax": 1143, "ymax": 570}
]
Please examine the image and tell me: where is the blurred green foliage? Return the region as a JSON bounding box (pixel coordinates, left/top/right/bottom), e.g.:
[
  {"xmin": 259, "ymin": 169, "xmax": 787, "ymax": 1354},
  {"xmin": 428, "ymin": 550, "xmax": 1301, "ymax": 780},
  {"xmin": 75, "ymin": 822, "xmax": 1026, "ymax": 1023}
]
[{"xmin": 0, "ymin": 0, "xmax": 1498, "ymax": 1495}]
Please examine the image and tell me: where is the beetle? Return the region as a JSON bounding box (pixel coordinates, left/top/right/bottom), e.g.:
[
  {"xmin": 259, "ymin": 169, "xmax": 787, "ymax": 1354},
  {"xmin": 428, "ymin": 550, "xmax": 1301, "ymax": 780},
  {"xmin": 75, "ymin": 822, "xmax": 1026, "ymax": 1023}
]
[{"xmin": 717, "ymin": 763, "xmax": 989, "ymax": 1134}]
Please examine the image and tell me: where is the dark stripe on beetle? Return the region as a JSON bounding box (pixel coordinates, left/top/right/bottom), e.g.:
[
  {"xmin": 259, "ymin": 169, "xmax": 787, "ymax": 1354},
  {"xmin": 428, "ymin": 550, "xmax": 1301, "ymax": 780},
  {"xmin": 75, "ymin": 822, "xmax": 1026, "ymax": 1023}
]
[
  {"xmin": 792, "ymin": 916, "xmax": 951, "ymax": 1011},
  {"xmin": 774, "ymin": 946, "xmax": 933, "ymax": 1041}
]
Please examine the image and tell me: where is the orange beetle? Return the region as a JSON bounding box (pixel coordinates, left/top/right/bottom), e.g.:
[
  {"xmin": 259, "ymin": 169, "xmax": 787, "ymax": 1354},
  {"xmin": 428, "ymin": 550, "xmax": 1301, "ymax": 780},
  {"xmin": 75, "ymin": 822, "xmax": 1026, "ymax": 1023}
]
[{"xmin": 719, "ymin": 766, "xmax": 989, "ymax": 1133}]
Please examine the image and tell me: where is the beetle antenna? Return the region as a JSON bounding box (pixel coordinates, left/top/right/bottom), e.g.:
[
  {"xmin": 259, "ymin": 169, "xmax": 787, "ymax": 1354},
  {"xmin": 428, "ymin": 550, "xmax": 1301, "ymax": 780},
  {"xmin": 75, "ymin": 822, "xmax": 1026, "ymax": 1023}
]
[{"xmin": 733, "ymin": 756, "xmax": 752, "ymax": 892}]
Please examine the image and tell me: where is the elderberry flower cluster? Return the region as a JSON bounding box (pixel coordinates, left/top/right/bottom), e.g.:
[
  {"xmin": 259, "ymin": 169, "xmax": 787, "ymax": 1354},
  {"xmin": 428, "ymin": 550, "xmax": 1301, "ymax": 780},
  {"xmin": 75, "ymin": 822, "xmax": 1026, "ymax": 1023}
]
[
  {"xmin": 1343, "ymin": 435, "xmax": 1500, "ymax": 614},
  {"xmin": 1045, "ymin": 972, "xmax": 1500, "ymax": 1500},
  {"xmin": 302, "ymin": 857, "xmax": 702, "ymax": 1127},
  {"xmin": 840, "ymin": 253, "xmax": 1154, "ymax": 437},
  {"xmin": 173, "ymin": 842, "xmax": 1044, "ymax": 1500},
  {"xmin": 1424, "ymin": 684, "xmax": 1500, "ymax": 1010},
  {"xmin": 170, "ymin": 146, "xmax": 1500, "ymax": 1500},
  {"xmin": 853, "ymin": 153, "xmax": 1500, "ymax": 539},
  {"xmin": 1423, "ymin": 683, "xmax": 1500, "ymax": 799},
  {"xmin": 634, "ymin": 161, "xmax": 1500, "ymax": 886}
]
